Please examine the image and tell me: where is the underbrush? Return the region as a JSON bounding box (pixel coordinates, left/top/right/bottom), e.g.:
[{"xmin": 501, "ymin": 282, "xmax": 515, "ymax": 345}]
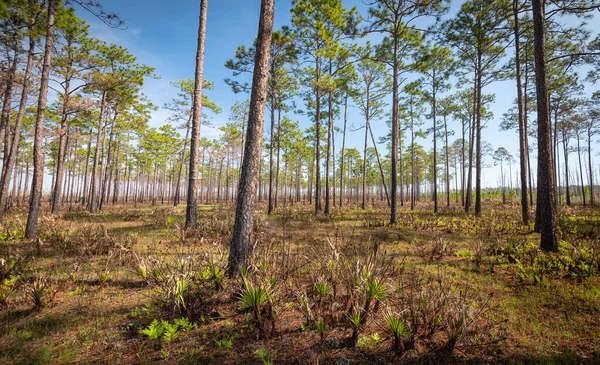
[{"xmin": 0, "ymin": 203, "xmax": 599, "ymax": 364}]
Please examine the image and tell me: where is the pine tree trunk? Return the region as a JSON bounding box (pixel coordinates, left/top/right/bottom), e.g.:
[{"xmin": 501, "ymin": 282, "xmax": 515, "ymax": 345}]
[
  {"xmin": 444, "ymin": 115, "xmax": 450, "ymax": 208},
  {"xmin": 562, "ymin": 130, "xmax": 571, "ymax": 206},
  {"xmin": 51, "ymin": 61, "xmax": 74, "ymax": 214},
  {"xmin": 362, "ymin": 89, "xmax": 370, "ymax": 211},
  {"xmin": 174, "ymin": 115, "xmax": 191, "ymax": 206},
  {"xmin": 185, "ymin": 0, "xmax": 208, "ymax": 229},
  {"xmin": 82, "ymin": 133, "xmax": 92, "ymax": 205},
  {"xmin": 324, "ymin": 86, "xmax": 332, "ymax": 214},
  {"xmin": 390, "ymin": 36, "xmax": 399, "ymax": 224},
  {"xmin": 0, "ymin": 35, "xmax": 34, "ymax": 221},
  {"xmin": 465, "ymin": 76, "xmax": 476, "ymax": 213},
  {"xmin": 339, "ymin": 94, "xmax": 347, "ymax": 208},
  {"xmin": 576, "ymin": 132, "xmax": 585, "ymax": 206},
  {"xmin": 588, "ymin": 129, "xmax": 595, "ymax": 205},
  {"xmin": 89, "ymin": 92, "xmax": 107, "ymax": 213},
  {"xmin": 228, "ymin": 0, "xmax": 274, "ymax": 277},
  {"xmin": 275, "ymin": 109, "xmax": 281, "ymax": 209},
  {"xmin": 268, "ymin": 92, "xmax": 275, "ymax": 214},
  {"xmin": 0, "ymin": 46, "xmax": 18, "ymax": 150},
  {"xmin": 513, "ymin": 0, "xmax": 529, "ymax": 224},
  {"xmin": 432, "ymin": 80, "xmax": 438, "ymax": 213},
  {"xmin": 26, "ymin": 0, "xmax": 56, "ymax": 238},
  {"xmin": 369, "ymin": 124, "xmax": 389, "ymax": 206},
  {"xmin": 474, "ymin": 59, "xmax": 482, "ymax": 216},
  {"xmin": 532, "ymin": 0, "xmax": 558, "ymax": 251},
  {"xmin": 314, "ymin": 73, "xmax": 321, "ymax": 215}
]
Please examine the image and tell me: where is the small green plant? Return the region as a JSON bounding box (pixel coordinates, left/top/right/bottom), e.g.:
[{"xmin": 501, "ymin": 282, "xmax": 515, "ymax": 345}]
[
  {"xmin": 139, "ymin": 319, "xmax": 165, "ymax": 340},
  {"xmin": 0, "ymin": 274, "xmax": 20, "ymax": 307},
  {"xmin": 139, "ymin": 317, "xmax": 196, "ymax": 343},
  {"xmin": 314, "ymin": 281, "xmax": 330, "ymax": 300},
  {"xmin": 214, "ymin": 337, "xmax": 233, "ymax": 352},
  {"xmin": 385, "ymin": 312, "xmax": 409, "ymax": 352},
  {"xmin": 200, "ymin": 266, "xmax": 226, "ymax": 291},
  {"xmin": 254, "ymin": 345, "xmax": 273, "ymax": 365},
  {"xmin": 357, "ymin": 332, "xmax": 382, "ymax": 347},
  {"xmin": 99, "ymin": 270, "xmax": 111, "ymax": 286},
  {"xmin": 456, "ymin": 248, "xmax": 473, "ymax": 259},
  {"xmin": 366, "ymin": 279, "xmax": 386, "ymax": 309},
  {"xmin": 348, "ymin": 311, "xmax": 364, "ymax": 347},
  {"xmin": 239, "ymin": 282, "xmax": 270, "ymax": 336},
  {"xmin": 28, "ymin": 277, "xmax": 55, "ymax": 307},
  {"xmin": 173, "ymin": 278, "xmax": 189, "ymax": 312},
  {"xmin": 296, "ymin": 292, "xmax": 313, "ymax": 325},
  {"xmin": 315, "ymin": 318, "xmax": 325, "ymax": 343}
]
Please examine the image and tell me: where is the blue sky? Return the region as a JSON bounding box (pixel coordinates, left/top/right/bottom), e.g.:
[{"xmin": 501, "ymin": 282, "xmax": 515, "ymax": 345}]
[{"xmin": 74, "ymin": 0, "xmax": 597, "ymax": 190}]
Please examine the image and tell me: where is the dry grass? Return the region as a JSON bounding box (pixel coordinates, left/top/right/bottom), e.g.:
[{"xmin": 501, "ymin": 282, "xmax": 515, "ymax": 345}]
[{"xmin": 0, "ymin": 200, "xmax": 599, "ymax": 364}]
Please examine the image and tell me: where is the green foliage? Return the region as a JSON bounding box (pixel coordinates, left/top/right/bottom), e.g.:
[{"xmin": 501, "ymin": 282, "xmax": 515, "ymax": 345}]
[
  {"xmin": 357, "ymin": 332, "xmax": 382, "ymax": 347},
  {"xmin": 28, "ymin": 276, "xmax": 55, "ymax": 308},
  {"xmin": 366, "ymin": 278, "xmax": 386, "ymax": 302},
  {"xmin": 314, "ymin": 281, "xmax": 330, "ymax": 300},
  {"xmin": 139, "ymin": 318, "xmax": 196, "ymax": 343},
  {"xmin": 254, "ymin": 345, "xmax": 274, "ymax": 365},
  {"xmin": 239, "ymin": 279, "xmax": 272, "ymax": 337},
  {"xmin": 139, "ymin": 319, "xmax": 164, "ymax": 340},
  {"xmin": 456, "ymin": 248, "xmax": 474, "ymax": 259},
  {"xmin": 214, "ymin": 337, "xmax": 233, "ymax": 351}
]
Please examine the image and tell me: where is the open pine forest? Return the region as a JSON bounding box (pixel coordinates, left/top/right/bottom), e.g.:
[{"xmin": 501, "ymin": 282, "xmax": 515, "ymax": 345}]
[{"xmin": 1, "ymin": 0, "xmax": 600, "ymax": 364}]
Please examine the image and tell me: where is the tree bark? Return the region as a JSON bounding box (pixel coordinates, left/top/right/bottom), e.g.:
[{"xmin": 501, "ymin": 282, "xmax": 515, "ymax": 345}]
[
  {"xmin": 576, "ymin": 131, "xmax": 585, "ymax": 206},
  {"xmin": 185, "ymin": 0, "xmax": 208, "ymax": 229},
  {"xmin": 339, "ymin": 94, "xmax": 348, "ymax": 208},
  {"xmin": 390, "ymin": 35, "xmax": 399, "ymax": 224},
  {"xmin": 228, "ymin": 0, "xmax": 274, "ymax": 277},
  {"xmin": 513, "ymin": 0, "xmax": 529, "ymax": 224},
  {"xmin": 0, "ymin": 35, "xmax": 34, "ymax": 221},
  {"xmin": 532, "ymin": 0, "xmax": 558, "ymax": 251},
  {"xmin": 26, "ymin": 0, "xmax": 56, "ymax": 238},
  {"xmin": 588, "ymin": 128, "xmax": 595, "ymax": 205},
  {"xmin": 268, "ymin": 87, "xmax": 275, "ymax": 214},
  {"xmin": 174, "ymin": 115, "xmax": 191, "ymax": 206},
  {"xmin": 432, "ymin": 79, "xmax": 438, "ymax": 213},
  {"xmin": 88, "ymin": 91, "xmax": 107, "ymax": 213}
]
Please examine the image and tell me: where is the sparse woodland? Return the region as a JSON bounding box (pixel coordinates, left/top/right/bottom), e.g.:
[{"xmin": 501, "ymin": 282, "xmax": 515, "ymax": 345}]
[{"xmin": 1, "ymin": 0, "xmax": 600, "ymax": 364}]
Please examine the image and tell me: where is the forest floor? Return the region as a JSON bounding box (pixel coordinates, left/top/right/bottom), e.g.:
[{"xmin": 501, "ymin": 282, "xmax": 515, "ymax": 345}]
[{"xmin": 0, "ymin": 199, "xmax": 599, "ymax": 364}]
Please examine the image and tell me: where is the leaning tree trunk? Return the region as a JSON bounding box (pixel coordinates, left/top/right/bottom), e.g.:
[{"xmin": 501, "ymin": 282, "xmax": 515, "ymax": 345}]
[
  {"xmin": 228, "ymin": 0, "xmax": 274, "ymax": 277},
  {"xmin": 26, "ymin": 0, "xmax": 56, "ymax": 238},
  {"xmin": 532, "ymin": 0, "xmax": 558, "ymax": 252},
  {"xmin": 0, "ymin": 35, "xmax": 34, "ymax": 221},
  {"xmin": 369, "ymin": 124, "xmax": 389, "ymax": 206},
  {"xmin": 0, "ymin": 46, "xmax": 18, "ymax": 152},
  {"xmin": 185, "ymin": 0, "xmax": 208, "ymax": 229}
]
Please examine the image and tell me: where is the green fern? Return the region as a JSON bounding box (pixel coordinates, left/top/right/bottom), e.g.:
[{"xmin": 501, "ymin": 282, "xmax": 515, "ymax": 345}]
[{"xmin": 139, "ymin": 319, "xmax": 165, "ymax": 340}]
